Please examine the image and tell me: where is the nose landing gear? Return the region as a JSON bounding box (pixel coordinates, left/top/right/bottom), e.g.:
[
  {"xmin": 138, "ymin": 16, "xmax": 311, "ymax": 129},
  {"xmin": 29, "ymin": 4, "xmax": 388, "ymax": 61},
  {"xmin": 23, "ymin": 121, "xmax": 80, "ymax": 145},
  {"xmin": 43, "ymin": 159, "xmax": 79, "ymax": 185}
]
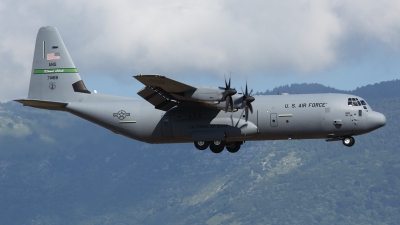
[{"xmin": 342, "ymin": 136, "xmax": 355, "ymax": 147}]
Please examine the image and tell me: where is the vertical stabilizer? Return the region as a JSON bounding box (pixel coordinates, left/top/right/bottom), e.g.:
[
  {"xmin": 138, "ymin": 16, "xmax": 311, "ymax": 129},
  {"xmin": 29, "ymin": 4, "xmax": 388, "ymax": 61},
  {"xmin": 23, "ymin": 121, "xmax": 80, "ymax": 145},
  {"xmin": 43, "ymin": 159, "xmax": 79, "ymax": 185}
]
[{"xmin": 27, "ymin": 26, "xmax": 89, "ymax": 103}]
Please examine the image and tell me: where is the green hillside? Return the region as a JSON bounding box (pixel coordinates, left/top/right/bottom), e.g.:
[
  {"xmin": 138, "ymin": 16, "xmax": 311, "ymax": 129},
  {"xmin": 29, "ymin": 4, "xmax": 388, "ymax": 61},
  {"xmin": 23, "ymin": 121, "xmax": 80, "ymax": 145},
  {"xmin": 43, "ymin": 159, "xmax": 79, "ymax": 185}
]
[
  {"xmin": 0, "ymin": 80, "xmax": 399, "ymax": 225},
  {"xmin": 259, "ymin": 79, "xmax": 400, "ymax": 100}
]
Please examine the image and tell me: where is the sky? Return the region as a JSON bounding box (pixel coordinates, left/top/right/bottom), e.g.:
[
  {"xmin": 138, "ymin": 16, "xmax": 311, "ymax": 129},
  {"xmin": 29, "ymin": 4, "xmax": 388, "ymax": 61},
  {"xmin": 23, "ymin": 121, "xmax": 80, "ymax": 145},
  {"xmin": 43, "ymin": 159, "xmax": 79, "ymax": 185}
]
[{"xmin": 1, "ymin": 0, "xmax": 400, "ymax": 102}]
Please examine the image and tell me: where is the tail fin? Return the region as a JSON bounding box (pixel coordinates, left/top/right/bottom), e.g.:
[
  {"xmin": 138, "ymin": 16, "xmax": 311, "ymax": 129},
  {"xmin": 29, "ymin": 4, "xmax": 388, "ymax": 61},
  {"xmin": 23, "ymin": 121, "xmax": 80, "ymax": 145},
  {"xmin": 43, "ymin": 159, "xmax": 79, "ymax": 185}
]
[{"xmin": 16, "ymin": 26, "xmax": 90, "ymax": 109}]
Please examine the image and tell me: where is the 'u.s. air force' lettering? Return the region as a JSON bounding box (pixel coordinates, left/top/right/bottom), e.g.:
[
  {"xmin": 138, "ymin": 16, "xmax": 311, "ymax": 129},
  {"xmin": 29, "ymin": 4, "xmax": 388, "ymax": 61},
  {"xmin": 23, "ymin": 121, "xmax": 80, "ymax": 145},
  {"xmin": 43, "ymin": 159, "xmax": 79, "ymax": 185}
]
[{"xmin": 285, "ymin": 103, "xmax": 327, "ymax": 108}]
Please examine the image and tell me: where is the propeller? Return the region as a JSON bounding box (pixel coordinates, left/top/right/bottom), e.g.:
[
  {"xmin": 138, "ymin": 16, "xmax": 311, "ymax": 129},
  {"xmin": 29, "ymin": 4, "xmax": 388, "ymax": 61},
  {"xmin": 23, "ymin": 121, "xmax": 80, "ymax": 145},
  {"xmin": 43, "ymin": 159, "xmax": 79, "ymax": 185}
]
[
  {"xmin": 220, "ymin": 76, "xmax": 237, "ymax": 112},
  {"xmin": 240, "ymin": 82, "xmax": 255, "ymax": 122}
]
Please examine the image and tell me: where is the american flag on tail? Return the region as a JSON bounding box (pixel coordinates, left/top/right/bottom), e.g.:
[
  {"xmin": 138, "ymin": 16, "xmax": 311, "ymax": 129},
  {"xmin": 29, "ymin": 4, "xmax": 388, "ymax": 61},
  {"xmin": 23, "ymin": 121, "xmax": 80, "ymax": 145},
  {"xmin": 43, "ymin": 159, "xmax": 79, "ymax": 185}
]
[{"xmin": 47, "ymin": 52, "xmax": 60, "ymax": 60}]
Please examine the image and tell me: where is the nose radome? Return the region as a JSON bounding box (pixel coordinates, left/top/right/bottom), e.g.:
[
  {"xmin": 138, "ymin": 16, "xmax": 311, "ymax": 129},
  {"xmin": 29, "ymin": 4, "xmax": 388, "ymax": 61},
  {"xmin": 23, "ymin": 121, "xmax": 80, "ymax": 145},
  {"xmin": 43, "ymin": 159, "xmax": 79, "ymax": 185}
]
[{"xmin": 367, "ymin": 111, "xmax": 386, "ymax": 131}]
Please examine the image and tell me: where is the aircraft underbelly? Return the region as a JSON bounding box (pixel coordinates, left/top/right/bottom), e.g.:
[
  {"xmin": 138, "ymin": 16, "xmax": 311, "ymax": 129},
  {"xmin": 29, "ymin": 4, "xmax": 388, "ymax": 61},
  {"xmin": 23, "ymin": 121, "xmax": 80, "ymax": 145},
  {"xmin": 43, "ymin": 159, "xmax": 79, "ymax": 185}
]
[{"xmin": 171, "ymin": 117, "xmax": 258, "ymax": 141}]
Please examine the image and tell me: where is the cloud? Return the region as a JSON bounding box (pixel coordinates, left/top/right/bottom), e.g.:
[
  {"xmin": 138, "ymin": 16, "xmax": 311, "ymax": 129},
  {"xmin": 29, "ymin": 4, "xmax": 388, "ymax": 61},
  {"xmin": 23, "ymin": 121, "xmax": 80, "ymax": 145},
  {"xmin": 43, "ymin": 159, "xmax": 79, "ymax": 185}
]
[
  {"xmin": 0, "ymin": 121, "xmax": 32, "ymax": 138},
  {"xmin": 81, "ymin": 1, "xmax": 342, "ymax": 75},
  {"xmin": 336, "ymin": 0, "xmax": 400, "ymax": 47},
  {"xmin": 1, "ymin": 0, "xmax": 400, "ymax": 101}
]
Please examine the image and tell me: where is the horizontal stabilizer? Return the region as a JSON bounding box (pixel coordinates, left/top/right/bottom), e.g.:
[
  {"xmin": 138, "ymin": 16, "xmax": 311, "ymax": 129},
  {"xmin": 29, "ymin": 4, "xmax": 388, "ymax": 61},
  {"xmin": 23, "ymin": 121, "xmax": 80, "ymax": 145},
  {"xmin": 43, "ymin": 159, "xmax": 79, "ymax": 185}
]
[{"xmin": 14, "ymin": 99, "xmax": 68, "ymax": 110}]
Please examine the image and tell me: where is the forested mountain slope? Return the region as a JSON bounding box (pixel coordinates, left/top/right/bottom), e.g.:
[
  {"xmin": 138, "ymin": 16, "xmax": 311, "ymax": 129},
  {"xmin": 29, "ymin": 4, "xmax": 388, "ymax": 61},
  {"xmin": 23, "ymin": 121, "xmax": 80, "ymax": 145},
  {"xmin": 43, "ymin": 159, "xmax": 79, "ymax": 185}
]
[
  {"xmin": 260, "ymin": 79, "xmax": 400, "ymax": 100},
  {"xmin": 0, "ymin": 80, "xmax": 399, "ymax": 225}
]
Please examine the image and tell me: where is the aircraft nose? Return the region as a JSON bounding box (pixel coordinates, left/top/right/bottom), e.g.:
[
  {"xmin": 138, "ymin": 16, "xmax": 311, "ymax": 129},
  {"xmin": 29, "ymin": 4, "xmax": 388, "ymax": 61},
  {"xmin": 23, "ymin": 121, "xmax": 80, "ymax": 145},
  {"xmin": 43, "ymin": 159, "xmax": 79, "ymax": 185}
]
[{"xmin": 367, "ymin": 111, "xmax": 386, "ymax": 131}]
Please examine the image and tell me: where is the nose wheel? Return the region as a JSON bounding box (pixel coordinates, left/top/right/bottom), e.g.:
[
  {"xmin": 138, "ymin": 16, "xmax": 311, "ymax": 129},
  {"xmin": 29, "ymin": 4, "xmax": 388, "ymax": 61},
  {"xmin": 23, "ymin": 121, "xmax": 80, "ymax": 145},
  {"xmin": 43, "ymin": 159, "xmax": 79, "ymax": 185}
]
[{"xmin": 342, "ymin": 136, "xmax": 355, "ymax": 147}]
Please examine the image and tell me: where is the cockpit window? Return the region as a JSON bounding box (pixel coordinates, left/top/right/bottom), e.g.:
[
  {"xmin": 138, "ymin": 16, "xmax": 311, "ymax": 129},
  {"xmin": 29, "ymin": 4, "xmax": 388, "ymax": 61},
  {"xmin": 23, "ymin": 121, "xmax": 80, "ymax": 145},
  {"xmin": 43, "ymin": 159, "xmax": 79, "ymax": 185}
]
[
  {"xmin": 348, "ymin": 98, "xmax": 368, "ymax": 107},
  {"xmin": 353, "ymin": 98, "xmax": 358, "ymax": 106},
  {"xmin": 360, "ymin": 100, "xmax": 368, "ymax": 110},
  {"xmin": 348, "ymin": 98, "xmax": 360, "ymax": 106}
]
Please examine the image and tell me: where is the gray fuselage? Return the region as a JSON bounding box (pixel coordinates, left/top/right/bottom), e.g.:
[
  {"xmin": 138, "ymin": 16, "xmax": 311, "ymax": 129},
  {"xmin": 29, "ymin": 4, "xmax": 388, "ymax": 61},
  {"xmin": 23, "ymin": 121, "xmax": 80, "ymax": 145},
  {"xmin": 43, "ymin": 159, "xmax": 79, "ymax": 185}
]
[{"xmin": 64, "ymin": 92, "xmax": 386, "ymax": 144}]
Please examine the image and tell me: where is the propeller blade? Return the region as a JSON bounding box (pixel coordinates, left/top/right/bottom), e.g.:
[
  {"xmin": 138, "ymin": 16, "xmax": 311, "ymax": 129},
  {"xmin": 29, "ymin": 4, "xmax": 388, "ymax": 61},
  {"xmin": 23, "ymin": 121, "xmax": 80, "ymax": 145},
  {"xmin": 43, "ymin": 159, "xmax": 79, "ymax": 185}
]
[
  {"xmin": 229, "ymin": 96, "xmax": 234, "ymax": 112},
  {"xmin": 247, "ymin": 95, "xmax": 255, "ymax": 103},
  {"xmin": 241, "ymin": 100, "xmax": 246, "ymax": 109},
  {"xmin": 221, "ymin": 76, "xmax": 237, "ymax": 111},
  {"xmin": 239, "ymin": 80, "xmax": 255, "ymax": 121},
  {"xmin": 225, "ymin": 95, "xmax": 233, "ymax": 112},
  {"xmin": 224, "ymin": 95, "xmax": 234, "ymax": 112},
  {"xmin": 248, "ymin": 103, "xmax": 253, "ymax": 114},
  {"xmin": 245, "ymin": 105, "xmax": 249, "ymax": 122}
]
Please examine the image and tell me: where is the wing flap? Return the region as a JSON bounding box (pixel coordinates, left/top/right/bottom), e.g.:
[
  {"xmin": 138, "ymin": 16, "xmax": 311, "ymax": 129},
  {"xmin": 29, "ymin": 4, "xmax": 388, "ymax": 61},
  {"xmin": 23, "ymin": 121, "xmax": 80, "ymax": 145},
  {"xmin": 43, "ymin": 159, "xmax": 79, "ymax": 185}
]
[{"xmin": 137, "ymin": 87, "xmax": 177, "ymax": 111}]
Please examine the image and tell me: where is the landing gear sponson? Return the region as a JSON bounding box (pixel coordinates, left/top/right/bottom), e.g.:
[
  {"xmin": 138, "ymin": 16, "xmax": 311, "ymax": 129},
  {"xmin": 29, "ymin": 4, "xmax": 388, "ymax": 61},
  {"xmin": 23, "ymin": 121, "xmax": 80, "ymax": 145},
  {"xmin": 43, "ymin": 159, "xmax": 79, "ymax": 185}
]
[
  {"xmin": 200, "ymin": 136, "xmax": 356, "ymax": 151},
  {"xmin": 194, "ymin": 141, "xmax": 243, "ymax": 153}
]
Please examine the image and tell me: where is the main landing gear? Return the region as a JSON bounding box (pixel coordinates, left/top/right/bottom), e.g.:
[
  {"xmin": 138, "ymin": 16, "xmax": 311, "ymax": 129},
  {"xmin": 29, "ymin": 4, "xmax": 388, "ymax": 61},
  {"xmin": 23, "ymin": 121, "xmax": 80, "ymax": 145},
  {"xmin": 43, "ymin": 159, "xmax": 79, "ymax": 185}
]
[
  {"xmin": 194, "ymin": 141, "xmax": 209, "ymax": 150},
  {"xmin": 194, "ymin": 141, "xmax": 243, "ymax": 153},
  {"xmin": 342, "ymin": 136, "xmax": 355, "ymax": 147},
  {"xmin": 210, "ymin": 141, "xmax": 225, "ymax": 153}
]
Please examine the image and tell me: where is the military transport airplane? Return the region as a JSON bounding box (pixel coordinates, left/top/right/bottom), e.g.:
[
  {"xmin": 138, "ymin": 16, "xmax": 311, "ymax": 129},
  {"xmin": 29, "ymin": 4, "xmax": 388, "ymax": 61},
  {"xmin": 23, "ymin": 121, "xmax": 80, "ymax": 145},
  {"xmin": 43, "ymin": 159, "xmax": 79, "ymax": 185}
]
[{"xmin": 15, "ymin": 27, "xmax": 386, "ymax": 153}]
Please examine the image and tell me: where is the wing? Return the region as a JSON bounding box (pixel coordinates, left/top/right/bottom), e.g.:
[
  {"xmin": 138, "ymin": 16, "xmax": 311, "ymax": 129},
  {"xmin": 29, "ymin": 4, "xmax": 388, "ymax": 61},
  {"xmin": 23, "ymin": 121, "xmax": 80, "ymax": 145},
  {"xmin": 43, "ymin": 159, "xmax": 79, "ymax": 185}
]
[{"xmin": 134, "ymin": 75, "xmax": 198, "ymax": 111}]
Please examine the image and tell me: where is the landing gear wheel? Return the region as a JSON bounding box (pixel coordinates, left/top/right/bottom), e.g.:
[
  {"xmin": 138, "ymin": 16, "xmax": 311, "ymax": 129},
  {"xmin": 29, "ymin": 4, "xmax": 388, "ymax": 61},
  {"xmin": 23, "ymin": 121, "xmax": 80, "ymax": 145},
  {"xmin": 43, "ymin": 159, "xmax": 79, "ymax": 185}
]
[
  {"xmin": 194, "ymin": 141, "xmax": 209, "ymax": 150},
  {"xmin": 226, "ymin": 142, "xmax": 241, "ymax": 153},
  {"xmin": 342, "ymin": 136, "xmax": 355, "ymax": 147},
  {"xmin": 210, "ymin": 141, "xmax": 225, "ymax": 153}
]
